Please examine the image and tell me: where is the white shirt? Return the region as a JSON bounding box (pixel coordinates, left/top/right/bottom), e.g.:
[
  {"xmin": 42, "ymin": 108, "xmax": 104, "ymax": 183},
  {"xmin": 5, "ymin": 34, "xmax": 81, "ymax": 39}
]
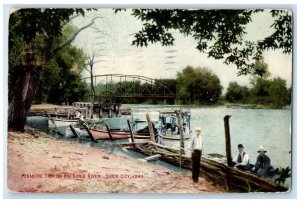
[
  {"xmin": 233, "ymin": 151, "xmax": 250, "ymax": 166},
  {"xmin": 189, "ymin": 135, "xmax": 203, "ymax": 150}
]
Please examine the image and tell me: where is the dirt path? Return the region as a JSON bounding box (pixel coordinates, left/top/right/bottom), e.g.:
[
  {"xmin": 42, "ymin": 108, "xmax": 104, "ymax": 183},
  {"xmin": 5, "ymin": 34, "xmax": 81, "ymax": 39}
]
[{"xmin": 7, "ymin": 128, "xmax": 225, "ymax": 193}]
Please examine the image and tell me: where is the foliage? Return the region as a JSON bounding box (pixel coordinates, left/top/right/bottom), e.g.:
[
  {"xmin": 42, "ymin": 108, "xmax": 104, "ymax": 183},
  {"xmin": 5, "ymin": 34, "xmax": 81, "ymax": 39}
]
[
  {"xmin": 226, "ymin": 77, "xmax": 291, "ymax": 108},
  {"xmin": 225, "ymin": 82, "xmax": 250, "ymax": 102},
  {"xmin": 8, "ymin": 8, "xmax": 95, "ymax": 131},
  {"xmin": 176, "ymin": 66, "xmax": 223, "ymax": 104},
  {"xmin": 251, "ymin": 57, "xmax": 271, "ymax": 79},
  {"xmin": 250, "ymin": 78, "xmax": 272, "ymax": 104},
  {"xmin": 274, "ymin": 167, "xmax": 291, "ymax": 185},
  {"xmin": 119, "ymin": 9, "xmax": 292, "ymax": 76},
  {"xmin": 35, "ymin": 42, "xmax": 89, "ymax": 104},
  {"xmin": 268, "ymin": 77, "xmax": 290, "ymax": 108}
]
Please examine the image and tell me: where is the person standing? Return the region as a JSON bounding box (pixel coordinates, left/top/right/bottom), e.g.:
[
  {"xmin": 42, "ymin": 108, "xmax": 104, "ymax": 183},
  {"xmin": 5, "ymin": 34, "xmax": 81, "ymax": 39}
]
[
  {"xmin": 232, "ymin": 144, "xmax": 250, "ymax": 170},
  {"xmin": 189, "ymin": 127, "xmax": 203, "ymax": 183}
]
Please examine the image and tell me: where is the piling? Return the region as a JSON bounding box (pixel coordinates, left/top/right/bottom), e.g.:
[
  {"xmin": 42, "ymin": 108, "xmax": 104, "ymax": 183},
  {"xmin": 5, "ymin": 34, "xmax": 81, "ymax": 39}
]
[
  {"xmin": 106, "ymin": 124, "xmax": 114, "ymax": 141},
  {"xmin": 108, "ymin": 109, "xmax": 112, "ymax": 118},
  {"xmin": 127, "ymin": 119, "xmax": 136, "ymax": 148},
  {"xmin": 175, "ymin": 110, "xmax": 185, "ymax": 155},
  {"xmin": 69, "ymin": 125, "xmax": 79, "ymax": 138},
  {"xmin": 99, "ymin": 108, "xmax": 103, "ymax": 118},
  {"xmin": 45, "ymin": 111, "xmax": 57, "ymax": 128},
  {"xmin": 224, "ymin": 115, "xmax": 233, "ymax": 167},
  {"xmin": 146, "ymin": 113, "xmax": 155, "ymax": 142},
  {"xmin": 82, "ymin": 124, "xmax": 97, "ymax": 142}
]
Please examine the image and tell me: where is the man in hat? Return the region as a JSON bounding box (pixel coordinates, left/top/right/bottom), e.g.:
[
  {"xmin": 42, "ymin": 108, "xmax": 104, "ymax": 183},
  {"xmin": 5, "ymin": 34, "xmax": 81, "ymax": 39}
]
[
  {"xmin": 232, "ymin": 144, "xmax": 250, "ymax": 170},
  {"xmin": 252, "ymin": 146, "xmax": 273, "ymax": 177},
  {"xmin": 189, "ymin": 127, "xmax": 203, "ymax": 183}
]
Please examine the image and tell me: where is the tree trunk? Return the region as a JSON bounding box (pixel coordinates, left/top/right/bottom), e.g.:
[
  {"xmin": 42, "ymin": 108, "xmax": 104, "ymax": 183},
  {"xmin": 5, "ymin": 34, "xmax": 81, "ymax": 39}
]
[{"xmin": 8, "ymin": 65, "xmax": 41, "ymax": 132}]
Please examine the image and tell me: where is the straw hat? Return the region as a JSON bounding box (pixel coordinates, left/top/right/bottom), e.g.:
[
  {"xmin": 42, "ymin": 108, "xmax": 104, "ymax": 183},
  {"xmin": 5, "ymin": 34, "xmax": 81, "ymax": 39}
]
[
  {"xmin": 194, "ymin": 127, "xmax": 202, "ymax": 133},
  {"xmin": 257, "ymin": 146, "xmax": 267, "ymax": 153}
]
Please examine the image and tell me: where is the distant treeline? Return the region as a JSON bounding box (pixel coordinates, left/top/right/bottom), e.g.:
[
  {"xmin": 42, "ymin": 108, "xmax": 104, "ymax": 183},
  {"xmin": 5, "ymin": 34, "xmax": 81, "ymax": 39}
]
[
  {"xmin": 26, "ymin": 54, "xmax": 290, "ymax": 109},
  {"xmin": 94, "ymin": 66, "xmax": 291, "ymax": 109},
  {"xmin": 225, "ymin": 78, "xmax": 291, "ymax": 109}
]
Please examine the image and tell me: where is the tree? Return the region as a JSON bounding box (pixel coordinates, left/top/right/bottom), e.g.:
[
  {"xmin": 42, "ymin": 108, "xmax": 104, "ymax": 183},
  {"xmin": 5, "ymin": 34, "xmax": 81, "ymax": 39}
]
[
  {"xmin": 177, "ymin": 66, "xmax": 223, "ymax": 104},
  {"xmin": 251, "ymin": 57, "xmax": 271, "ymax": 78},
  {"xmin": 154, "ymin": 79, "xmax": 177, "ymax": 96},
  {"xmin": 250, "ymin": 78, "xmax": 272, "ymax": 104},
  {"xmin": 249, "ymin": 77, "xmax": 290, "ymax": 108},
  {"xmin": 35, "ymin": 25, "xmax": 89, "ymax": 104},
  {"xmin": 268, "ymin": 77, "xmax": 290, "ymax": 108},
  {"xmin": 249, "ymin": 57, "xmax": 271, "ymax": 87},
  {"xmin": 8, "ymin": 9, "xmax": 98, "ymax": 132},
  {"xmin": 119, "ymin": 9, "xmax": 291, "ymax": 76},
  {"xmin": 225, "ymin": 82, "xmax": 250, "ymax": 102}
]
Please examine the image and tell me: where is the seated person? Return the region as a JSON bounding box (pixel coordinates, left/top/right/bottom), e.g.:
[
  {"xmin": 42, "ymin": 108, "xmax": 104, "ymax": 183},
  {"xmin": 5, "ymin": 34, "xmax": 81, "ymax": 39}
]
[
  {"xmin": 252, "ymin": 146, "xmax": 274, "ymax": 177},
  {"xmin": 232, "ymin": 144, "xmax": 251, "ymax": 170}
]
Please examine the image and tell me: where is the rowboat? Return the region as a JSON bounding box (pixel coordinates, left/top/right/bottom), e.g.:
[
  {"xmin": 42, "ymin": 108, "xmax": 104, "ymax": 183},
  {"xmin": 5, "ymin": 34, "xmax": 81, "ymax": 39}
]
[
  {"xmin": 80, "ymin": 118, "xmax": 157, "ymax": 141},
  {"xmin": 129, "ymin": 142, "xmax": 289, "ymax": 192},
  {"xmin": 48, "ymin": 118, "xmax": 79, "ymax": 128},
  {"xmin": 88, "ymin": 128, "xmax": 150, "ymax": 140}
]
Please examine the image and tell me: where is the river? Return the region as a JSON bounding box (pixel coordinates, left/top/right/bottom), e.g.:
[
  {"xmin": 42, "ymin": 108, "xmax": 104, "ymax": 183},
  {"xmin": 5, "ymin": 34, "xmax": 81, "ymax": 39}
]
[
  {"xmin": 25, "ymin": 104, "xmax": 292, "ymax": 188},
  {"xmin": 123, "ymin": 104, "xmax": 292, "ymax": 169}
]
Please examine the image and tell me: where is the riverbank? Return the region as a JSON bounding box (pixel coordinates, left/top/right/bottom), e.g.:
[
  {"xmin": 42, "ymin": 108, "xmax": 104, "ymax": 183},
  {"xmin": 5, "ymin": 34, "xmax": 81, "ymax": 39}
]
[
  {"xmin": 30, "ymin": 102, "xmax": 288, "ymax": 114},
  {"xmin": 29, "ymin": 103, "xmax": 72, "ymax": 113},
  {"xmin": 7, "ymin": 128, "xmax": 225, "ymax": 193}
]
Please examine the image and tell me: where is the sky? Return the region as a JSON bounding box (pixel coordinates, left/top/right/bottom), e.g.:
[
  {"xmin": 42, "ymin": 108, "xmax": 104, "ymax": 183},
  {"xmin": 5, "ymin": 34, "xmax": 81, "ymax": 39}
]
[{"xmin": 72, "ymin": 9, "xmax": 292, "ymax": 92}]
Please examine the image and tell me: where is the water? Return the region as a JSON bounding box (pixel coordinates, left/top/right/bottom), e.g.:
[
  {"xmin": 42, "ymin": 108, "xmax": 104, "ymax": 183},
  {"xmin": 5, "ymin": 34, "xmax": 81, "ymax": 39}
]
[
  {"xmin": 122, "ymin": 104, "xmax": 292, "ymax": 170},
  {"xmin": 26, "ymin": 104, "xmax": 292, "ymax": 187},
  {"xmin": 26, "ymin": 116, "xmax": 190, "ymax": 174}
]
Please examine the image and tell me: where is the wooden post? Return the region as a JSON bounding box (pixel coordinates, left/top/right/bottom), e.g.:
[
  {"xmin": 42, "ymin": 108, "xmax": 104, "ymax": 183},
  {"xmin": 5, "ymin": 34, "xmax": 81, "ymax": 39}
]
[
  {"xmin": 224, "ymin": 115, "xmax": 233, "ymax": 167},
  {"xmin": 108, "ymin": 108, "xmax": 112, "ymax": 118},
  {"xmin": 82, "ymin": 124, "xmax": 97, "ymax": 142},
  {"xmin": 116, "ymin": 104, "xmax": 121, "ymax": 117},
  {"xmin": 99, "ymin": 108, "xmax": 103, "ymax": 118},
  {"xmin": 90, "ymin": 104, "xmax": 94, "ymax": 119},
  {"xmin": 45, "ymin": 111, "xmax": 57, "ymax": 128},
  {"xmin": 146, "ymin": 113, "xmax": 155, "ymax": 142},
  {"xmin": 105, "ymin": 124, "xmax": 114, "ymax": 141},
  {"xmin": 69, "ymin": 125, "xmax": 79, "ymax": 138},
  {"xmin": 127, "ymin": 119, "xmax": 136, "ymax": 148},
  {"xmin": 175, "ymin": 110, "xmax": 185, "ymax": 155},
  {"xmin": 67, "ymin": 109, "xmax": 70, "ymax": 119}
]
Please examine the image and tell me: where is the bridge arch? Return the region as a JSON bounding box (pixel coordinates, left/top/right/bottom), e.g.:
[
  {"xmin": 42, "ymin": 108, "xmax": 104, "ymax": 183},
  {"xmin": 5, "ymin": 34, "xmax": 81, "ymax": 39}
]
[{"xmin": 82, "ymin": 74, "xmax": 176, "ymax": 102}]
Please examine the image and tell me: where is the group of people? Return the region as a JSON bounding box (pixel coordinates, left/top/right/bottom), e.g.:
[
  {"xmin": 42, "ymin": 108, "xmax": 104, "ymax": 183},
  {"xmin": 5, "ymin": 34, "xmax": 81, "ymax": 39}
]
[
  {"xmin": 189, "ymin": 127, "xmax": 273, "ymax": 183},
  {"xmin": 232, "ymin": 144, "xmax": 274, "ymax": 177}
]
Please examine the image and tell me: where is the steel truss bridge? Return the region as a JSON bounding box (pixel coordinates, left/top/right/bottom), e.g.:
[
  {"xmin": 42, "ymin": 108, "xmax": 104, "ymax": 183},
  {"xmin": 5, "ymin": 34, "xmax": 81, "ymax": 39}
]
[{"xmin": 82, "ymin": 74, "xmax": 175, "ymax": 105}]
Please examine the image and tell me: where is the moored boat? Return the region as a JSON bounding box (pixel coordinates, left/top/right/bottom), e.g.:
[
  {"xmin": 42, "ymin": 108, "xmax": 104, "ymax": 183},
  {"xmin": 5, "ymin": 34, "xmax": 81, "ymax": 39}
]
[
  {"xmin": 81, "ymin": 118, "xmax": 156, "ymax": 141},
  {"xmin": 129, "ymin": 142, "xmax": 288, "ymax": 192},
  {"xmin": 157, "ymin": 110, "xmax": 192, "ymax": 141},
  {"xmin": 49, "ymin": 118, "xmax": 79, "ymax": 128}
]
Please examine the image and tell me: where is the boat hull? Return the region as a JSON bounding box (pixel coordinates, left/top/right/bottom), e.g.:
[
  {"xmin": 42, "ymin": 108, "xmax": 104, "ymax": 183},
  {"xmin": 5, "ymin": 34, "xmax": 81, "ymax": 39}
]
[
  {"xmin": 158, "ymin": 134, "xmax": 191, "ymax": 140},
  {"xmin": 89, "ymin": 128, "xmax": 151, "ymax": 140},
  {"xmin": 49, "ymin": 118, "xmax": 78, "ymax": 128},
  {"xmin": 129, "ymin": 144, "xmax": 288, "ymax": 192}
]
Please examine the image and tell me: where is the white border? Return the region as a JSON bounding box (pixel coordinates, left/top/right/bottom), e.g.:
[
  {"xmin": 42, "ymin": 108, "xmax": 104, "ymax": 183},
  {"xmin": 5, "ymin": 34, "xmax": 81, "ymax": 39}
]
[{"xmin": 1, "ymin": 0, "xmax": 299, "ymax": 201}]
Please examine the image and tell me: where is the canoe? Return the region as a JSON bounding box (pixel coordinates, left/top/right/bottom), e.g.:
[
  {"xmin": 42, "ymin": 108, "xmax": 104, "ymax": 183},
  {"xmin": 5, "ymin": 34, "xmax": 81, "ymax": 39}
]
[
  {"xmin": 158, "ymin": 134, "xmax": 191, "ymax": 141},
  {"xmin": 89, "ymin": 128, "xmax": 130, "ymax": 140},
  {"xmin": 49, "ymin": 118, "xmax": 78, "ymax": 128},
  {"xmin": 85, "ymin": 127, "xmax": 152, "ymax": 141}
]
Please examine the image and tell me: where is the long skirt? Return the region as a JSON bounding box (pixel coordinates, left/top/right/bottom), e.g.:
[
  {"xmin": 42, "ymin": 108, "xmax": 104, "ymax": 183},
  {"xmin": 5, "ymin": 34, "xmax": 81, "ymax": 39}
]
[{"xmin": 192, "ymin": 149, "xmax": 202, "ymax": 182}]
